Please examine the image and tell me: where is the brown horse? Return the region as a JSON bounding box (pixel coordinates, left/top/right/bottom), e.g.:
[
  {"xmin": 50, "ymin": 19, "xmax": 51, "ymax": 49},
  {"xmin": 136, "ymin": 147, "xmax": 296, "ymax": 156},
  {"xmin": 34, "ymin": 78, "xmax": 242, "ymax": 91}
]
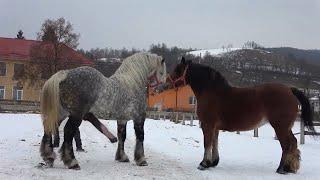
[{"xmin": 168, "ymin": 57, "xmax": 316, "ymax": 174}]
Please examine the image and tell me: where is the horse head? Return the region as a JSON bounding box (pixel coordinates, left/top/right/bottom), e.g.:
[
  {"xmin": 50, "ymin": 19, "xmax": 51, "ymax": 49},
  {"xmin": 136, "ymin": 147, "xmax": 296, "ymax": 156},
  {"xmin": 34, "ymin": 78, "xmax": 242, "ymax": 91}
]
[
  {"xmin": 148, "ymin": 57, "xmax": 166, "ymax": 90},
  {"xmin": 168, "ymin": 57, "xmax": 191, "ymax": 88}
]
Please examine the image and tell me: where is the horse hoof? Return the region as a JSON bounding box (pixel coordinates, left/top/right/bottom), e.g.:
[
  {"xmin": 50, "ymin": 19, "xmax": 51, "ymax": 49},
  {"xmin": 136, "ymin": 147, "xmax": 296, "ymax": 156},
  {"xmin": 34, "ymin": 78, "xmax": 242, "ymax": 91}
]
[
  {"xmin": 110, "ymin": 137, "xmax": 118, "ymax": 143},
  {"xmin": 116, "ymin": 153, "xmax": 130, "ymax": 162},
  {"xmin": 119, "ymin": 158, "xmax": 130, "ymax": 162},
  {"xmin": 36, "ymin": 162, "xmax": 53, "ymax": 168},
  {"xmin": 69, "ymin": 164, "xmax": 81, "ymax": 170},
  {"xmin": 197, "ymin": 164, "xmax": 207, "ymax": 170},
  {"xmin": 137, "ymin": 160, "xmax": 148, "ymax": 166},
  {"xmin": 116, "ymin": 156, "xmax": 130, "ymax": 162},
  {"xmin": 276, "ymin": 168, "xmax": 288, "ymax": 174},
  {"xmin": 210, "ymin": 157, "xmax": 219, "ymax": 167},
  {"xmin": 76, "ymin": 148, "xmax": 86, "ymax": 152}
]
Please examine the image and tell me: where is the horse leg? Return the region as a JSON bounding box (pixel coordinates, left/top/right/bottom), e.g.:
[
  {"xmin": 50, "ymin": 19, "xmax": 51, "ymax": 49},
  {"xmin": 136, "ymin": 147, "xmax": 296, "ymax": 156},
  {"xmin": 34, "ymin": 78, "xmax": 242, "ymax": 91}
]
[
  {"xmin": 274, "ymin": 129, "xmax": 300, "ymax": 174},
  {"xmin": 198, "ymin": 125, "xmax": 214, "ymax": 170},
  {"xmin": 74, "ymin": 128, "xmax": 84, "ymax": 151},
  {"xmin": 40, "ymin": 132, "xmax": 56, "ymax": 167},
  {"xmin": 210, "ymin": 129, "xmax": 220, "ymax": 167},
  {"xmin": 83, "ymin": 112, "xmax": 117, "ymax": 143},
  {"xmin": 60, "ymin": 116, "xmax": 82, "ymax": 169},
  {"xmin": 53, "ymin": 120, "xmax": 62, "ymax": 148},
  {"xmin": 134, "ymin": 116, "xmax": 147, "ymax": 166},
  {"xmin": 115, "ymin": 120, "xmax": 129, "ymax": 162},
  {"xmin": 53, "ymin": 127, "xmax": 60, "ymax": 148}
]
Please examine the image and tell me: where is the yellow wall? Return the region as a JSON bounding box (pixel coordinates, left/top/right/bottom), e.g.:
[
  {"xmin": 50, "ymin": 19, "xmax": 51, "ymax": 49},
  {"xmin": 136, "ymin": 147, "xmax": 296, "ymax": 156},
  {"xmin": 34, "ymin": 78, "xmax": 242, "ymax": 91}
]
[{"xmin": 0, "ymin": 60, "xmax": 40, "ymax": 101}]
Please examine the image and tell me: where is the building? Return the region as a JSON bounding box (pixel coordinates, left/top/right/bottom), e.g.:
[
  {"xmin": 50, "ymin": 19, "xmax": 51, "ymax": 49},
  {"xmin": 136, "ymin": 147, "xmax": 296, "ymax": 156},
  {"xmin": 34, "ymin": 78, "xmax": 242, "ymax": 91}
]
[
  {"xmin": 0, "ymin": 37, "xmax": 92, "ymax": 102},
  {"xmin": 148, "ymin": 85, "xmax": 196, "ymax": 112},
  {"xmin": 310, "ymin": 96, "xmax": 319, "ymax": 113}
]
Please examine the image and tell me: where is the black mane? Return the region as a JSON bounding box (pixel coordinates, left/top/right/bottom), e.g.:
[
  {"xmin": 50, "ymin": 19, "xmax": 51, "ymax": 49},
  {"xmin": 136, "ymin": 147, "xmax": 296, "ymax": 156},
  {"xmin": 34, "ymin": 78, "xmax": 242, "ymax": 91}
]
[{"xmin": 186, "ymin": 63, "xmax": 231, "ymax": 93}]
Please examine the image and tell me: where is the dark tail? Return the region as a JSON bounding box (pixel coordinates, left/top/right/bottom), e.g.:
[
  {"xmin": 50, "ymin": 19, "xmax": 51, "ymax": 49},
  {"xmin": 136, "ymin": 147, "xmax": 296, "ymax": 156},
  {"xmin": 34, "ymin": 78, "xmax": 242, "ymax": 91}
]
[{"xmin": 291, "ymin": 87, "xmax": 316, "ymax": 133}]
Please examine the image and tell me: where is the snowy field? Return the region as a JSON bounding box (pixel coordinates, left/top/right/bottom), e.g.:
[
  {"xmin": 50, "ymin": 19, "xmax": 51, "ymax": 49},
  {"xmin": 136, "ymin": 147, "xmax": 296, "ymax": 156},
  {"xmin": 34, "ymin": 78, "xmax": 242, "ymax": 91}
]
[{"xmin": 0, "ymin": 113, "xmax": 319, "ymax": 180}]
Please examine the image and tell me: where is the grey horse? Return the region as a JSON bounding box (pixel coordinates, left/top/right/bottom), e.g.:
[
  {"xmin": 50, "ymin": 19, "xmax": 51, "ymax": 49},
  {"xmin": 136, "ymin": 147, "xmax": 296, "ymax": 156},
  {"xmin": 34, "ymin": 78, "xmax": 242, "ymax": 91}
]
[{"xmin": 40, "ymin": 52, "xmax": 166, "ymax": 169}]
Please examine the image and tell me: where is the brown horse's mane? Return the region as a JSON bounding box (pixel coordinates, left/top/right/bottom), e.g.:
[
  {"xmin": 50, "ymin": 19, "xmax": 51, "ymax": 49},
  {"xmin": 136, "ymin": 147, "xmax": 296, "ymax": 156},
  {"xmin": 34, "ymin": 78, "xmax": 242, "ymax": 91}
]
[{"xmin": 186, "ymin": 62, "xmax": 231, "ymax": 93}]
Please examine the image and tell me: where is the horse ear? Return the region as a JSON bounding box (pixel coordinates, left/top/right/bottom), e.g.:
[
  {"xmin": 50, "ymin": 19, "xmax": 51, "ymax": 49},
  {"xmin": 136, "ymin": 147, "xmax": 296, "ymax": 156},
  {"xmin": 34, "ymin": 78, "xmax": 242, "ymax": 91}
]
[
  {"xmin": 161, "ymin": 58, "xmax": 165, "ymax": 65},
  {"xmin": 181, "ymin": 57, "xmax": 186, "ymax": 64}
]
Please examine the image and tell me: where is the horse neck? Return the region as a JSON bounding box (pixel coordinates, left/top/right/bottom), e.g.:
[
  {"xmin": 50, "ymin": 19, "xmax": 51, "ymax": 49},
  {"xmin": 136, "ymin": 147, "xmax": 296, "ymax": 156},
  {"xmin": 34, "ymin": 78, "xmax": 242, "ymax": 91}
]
[
  {"xmin": 111, "ymin": 69, "xmax": 150, "ymax": 93},
  {"xmin": 187, "ymin": 65, "xmax": 231, "ymax": 97}
]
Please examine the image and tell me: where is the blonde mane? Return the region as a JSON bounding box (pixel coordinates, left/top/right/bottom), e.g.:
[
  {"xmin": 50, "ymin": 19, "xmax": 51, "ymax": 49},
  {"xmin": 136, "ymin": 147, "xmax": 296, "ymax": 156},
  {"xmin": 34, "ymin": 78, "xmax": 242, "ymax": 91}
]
[{"xmin": 112, "ymin": 52, "xmax": 165, "ymax": 92}]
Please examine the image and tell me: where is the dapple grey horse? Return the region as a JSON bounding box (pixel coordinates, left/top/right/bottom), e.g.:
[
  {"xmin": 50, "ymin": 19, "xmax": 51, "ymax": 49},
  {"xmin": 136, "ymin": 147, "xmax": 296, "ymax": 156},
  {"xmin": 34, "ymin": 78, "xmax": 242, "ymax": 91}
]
[{"xmin": 39, "ymin": 52, "xmax": 166, "ymax": 169}]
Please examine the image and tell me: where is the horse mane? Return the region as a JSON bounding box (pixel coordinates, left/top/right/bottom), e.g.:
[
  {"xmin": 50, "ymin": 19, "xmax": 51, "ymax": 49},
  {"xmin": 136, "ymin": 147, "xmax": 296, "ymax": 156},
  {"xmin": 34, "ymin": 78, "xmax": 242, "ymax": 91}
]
[
  {"xmin": 112, "ymin": 52, "xmax": 164, "ymax": 91},
  {"xmin": 188, "ymin": 63, "xmax": 231, "ymax": 92}
]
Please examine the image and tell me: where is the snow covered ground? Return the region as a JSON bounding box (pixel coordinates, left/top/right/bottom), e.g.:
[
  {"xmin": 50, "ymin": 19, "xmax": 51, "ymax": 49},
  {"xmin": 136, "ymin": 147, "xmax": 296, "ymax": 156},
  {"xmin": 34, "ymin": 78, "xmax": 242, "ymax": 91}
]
[
  {"xmin": 0, "ymin": 113, "xmax": 319, "ymax": 180},
  {"xmin": 188, "ymin": 48, "xmax": 243, "ymax": 57}
]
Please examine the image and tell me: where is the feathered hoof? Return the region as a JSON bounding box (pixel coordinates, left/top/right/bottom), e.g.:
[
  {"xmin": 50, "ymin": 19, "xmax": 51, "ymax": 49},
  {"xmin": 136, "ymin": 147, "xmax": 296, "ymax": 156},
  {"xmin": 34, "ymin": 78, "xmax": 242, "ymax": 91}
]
[
  {"xmin": 36, "ymin": 162, "xmax": 53, "ymax": 169},
  {"xmin": 136, "ymin": 159, "xmax": 148, "ymax": 166},
  {"xmin": 110, "ymin": 137, "xmax": 118, "ymax": 143},
  {"xmin": 197, "ymin": 160, "xmax": 211, "ymax": 170},
  {"xmin": 68, "ymin": 164, "xmax": 81, "ymax": 170},
  {"xmin": 210, "ymin": 157, "xmax": 219, "ymax": 167},
  {"xmin": 276, "ymin": 167, "xmax": 288, "ymax": 174},
  {"xmin": 115, "ymin": 154, "xmax": 130, "ymax": 162},
  {"xmin": 197, "ymin": 164, "xmax": 207, "ymax": 170},
  {"xmin": 276, "ymin": 164, "xmax": 297, "ymax": 175}
]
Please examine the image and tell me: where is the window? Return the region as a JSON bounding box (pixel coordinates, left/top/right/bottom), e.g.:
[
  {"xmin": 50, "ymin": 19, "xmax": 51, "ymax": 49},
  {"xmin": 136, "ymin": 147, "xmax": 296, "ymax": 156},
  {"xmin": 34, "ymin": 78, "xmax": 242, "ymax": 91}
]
[
  {"xmin": 13, "ymin": 86, "xmax": 23, "ymax": 101},
  {"xmin": 13, "ymin": 63, "xmax": 24, "ymax": 79},
  {"xmin": 0, "ymin": 86, "xmax": 5, "ymax": 99},
  {"xmin": 0, "ymin": 62, "xmax": 6, "ymax": 76},
  {"xmin": 189, "ymin": 96, "xmax": 197, "ymax": 105}
]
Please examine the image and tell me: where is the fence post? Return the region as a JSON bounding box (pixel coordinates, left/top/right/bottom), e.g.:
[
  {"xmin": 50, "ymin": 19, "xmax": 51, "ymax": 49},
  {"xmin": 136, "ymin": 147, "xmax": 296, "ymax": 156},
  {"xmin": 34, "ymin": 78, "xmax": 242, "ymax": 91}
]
[
  {"xmin": 300, "ymin": 120, "xmax": 305, "ymax": 144},
  {"xmin": 175, "ymin": 112, "xmax": 179, "ymax": 123},
  {"xmin": 254, "ymin": 128, "xmax": 258, "ymax": 137},
  {"xmin": 190, "ymin": 114, "xmax": 194, "ymax": 126},
  {"xmin": 182, "ymin": 114, "xmax": 185, "ymax": 125}
]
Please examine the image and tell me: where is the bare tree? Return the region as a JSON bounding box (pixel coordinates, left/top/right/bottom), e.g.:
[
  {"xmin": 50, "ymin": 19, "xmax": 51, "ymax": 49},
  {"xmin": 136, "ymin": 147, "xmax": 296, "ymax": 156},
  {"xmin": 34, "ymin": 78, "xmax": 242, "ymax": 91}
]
[{"xmin": 18, "ymin": 17, "xmax": 81, "ymax": 88}]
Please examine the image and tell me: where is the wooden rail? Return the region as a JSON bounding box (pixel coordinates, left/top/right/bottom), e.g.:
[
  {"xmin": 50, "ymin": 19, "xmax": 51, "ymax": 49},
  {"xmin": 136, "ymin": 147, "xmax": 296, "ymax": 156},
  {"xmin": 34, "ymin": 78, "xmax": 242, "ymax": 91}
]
[
  {"xmin": 148, "ymin": 111, "xmax": 319, "ymax": 144},
  {"xmin": 147, "ymin": 111, "xmax": 198, "ymax": 126},
  {"xmin": 300, "ymin": 121, "xmax": 320, "ymax": 144}
]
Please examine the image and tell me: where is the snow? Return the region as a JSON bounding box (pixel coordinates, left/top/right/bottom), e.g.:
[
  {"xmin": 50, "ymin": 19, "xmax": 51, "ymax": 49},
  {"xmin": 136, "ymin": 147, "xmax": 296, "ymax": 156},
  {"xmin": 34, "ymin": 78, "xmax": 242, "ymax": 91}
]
[
  {"xmin": 313, "ymin": 81, "xmax": 320, "ymax": 85},
  {"xmin": 0, "ymin": 113, "xmax": 319, "ymax": 180},
  {"xmin": 188, "ymin": 48, "xmax": 243, "ymax": 57}
]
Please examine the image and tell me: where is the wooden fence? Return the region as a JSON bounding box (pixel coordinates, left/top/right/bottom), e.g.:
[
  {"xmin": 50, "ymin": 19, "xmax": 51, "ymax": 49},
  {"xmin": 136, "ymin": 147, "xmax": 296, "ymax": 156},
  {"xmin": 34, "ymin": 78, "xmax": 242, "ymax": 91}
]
[
  {"xmin": 147, "ymin": 111, "xmax": 320, "ymax": 144},
  {"xmin": 147, "ymin": 111, "xmax": 197, "ymax": 126},
  {"xmin": 0, "ymin": 100, "xmax": 40, "ymax": 113}
]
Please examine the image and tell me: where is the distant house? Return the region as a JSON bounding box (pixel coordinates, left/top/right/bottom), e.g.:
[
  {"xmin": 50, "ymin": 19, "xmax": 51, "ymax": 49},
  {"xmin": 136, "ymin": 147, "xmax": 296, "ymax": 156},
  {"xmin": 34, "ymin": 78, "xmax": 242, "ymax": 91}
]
[
  {"xmin": 0, "ymin": 37, "xmax": 92, "ymax": 102},
  {"xmin": 148, "ymin": 86, "xmax": 196, "ymax": 112}
]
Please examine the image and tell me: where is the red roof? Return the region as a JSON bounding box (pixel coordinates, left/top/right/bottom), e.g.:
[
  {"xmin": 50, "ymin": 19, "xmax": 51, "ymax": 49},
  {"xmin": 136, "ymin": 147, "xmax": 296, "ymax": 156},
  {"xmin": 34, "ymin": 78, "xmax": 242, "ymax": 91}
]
[{"xmin": 0, "ymin": 37, "xmax": 92, "ymax": 65}]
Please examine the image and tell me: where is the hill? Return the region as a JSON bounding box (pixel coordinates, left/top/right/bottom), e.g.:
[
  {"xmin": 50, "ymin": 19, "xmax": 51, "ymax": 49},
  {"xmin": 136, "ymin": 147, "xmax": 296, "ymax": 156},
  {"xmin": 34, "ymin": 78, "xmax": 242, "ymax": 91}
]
[{"xmin": 266, "ymin": 47, "xmax": 320, "ymax": 65}]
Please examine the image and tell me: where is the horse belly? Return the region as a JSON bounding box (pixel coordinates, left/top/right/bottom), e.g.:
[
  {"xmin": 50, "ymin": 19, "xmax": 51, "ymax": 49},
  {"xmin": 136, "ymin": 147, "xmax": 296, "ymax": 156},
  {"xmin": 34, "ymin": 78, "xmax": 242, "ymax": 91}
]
[{"xmin": 220, "ymin": 111, "xmax": 266, "ymax": 132}]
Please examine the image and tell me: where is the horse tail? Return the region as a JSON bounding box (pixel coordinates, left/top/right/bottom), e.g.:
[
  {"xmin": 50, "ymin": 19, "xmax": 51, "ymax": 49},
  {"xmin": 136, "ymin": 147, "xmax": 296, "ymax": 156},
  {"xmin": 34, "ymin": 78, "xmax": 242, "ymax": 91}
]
[
  {"xmin": 291, "ymin": 87, "xmax": 316, "ymax": 133},
  {"xmin": 41, "ymin": 71, "xmax": 67, "ymax": 135}
]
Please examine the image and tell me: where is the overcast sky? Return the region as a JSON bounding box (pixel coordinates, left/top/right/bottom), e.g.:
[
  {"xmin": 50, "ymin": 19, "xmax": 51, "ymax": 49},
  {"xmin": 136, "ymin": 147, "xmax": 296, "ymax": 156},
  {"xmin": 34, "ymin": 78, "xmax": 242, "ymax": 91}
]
[{"xmin": 1, "ymin": 0, "xmax": 320, "ymax": 50}]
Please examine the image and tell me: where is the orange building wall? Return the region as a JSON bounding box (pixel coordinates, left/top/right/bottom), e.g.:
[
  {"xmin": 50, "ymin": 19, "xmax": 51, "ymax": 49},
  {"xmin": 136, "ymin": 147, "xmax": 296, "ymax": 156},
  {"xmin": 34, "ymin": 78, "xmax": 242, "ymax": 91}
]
[{"xmin": 148, "ymin": 86, "xmax": 196, "ymax": 112}]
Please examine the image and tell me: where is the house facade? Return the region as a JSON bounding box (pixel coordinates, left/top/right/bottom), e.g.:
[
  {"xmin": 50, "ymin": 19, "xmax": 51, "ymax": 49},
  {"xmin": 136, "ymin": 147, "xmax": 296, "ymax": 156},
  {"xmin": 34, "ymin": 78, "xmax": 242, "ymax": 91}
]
[
  {"xmin": 0, "ymin": 37, "xmax": 92, "ymax": 102},
  {"xmin": 148, "ymin": 85, "xmax": 196, "ymax": 112}
]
